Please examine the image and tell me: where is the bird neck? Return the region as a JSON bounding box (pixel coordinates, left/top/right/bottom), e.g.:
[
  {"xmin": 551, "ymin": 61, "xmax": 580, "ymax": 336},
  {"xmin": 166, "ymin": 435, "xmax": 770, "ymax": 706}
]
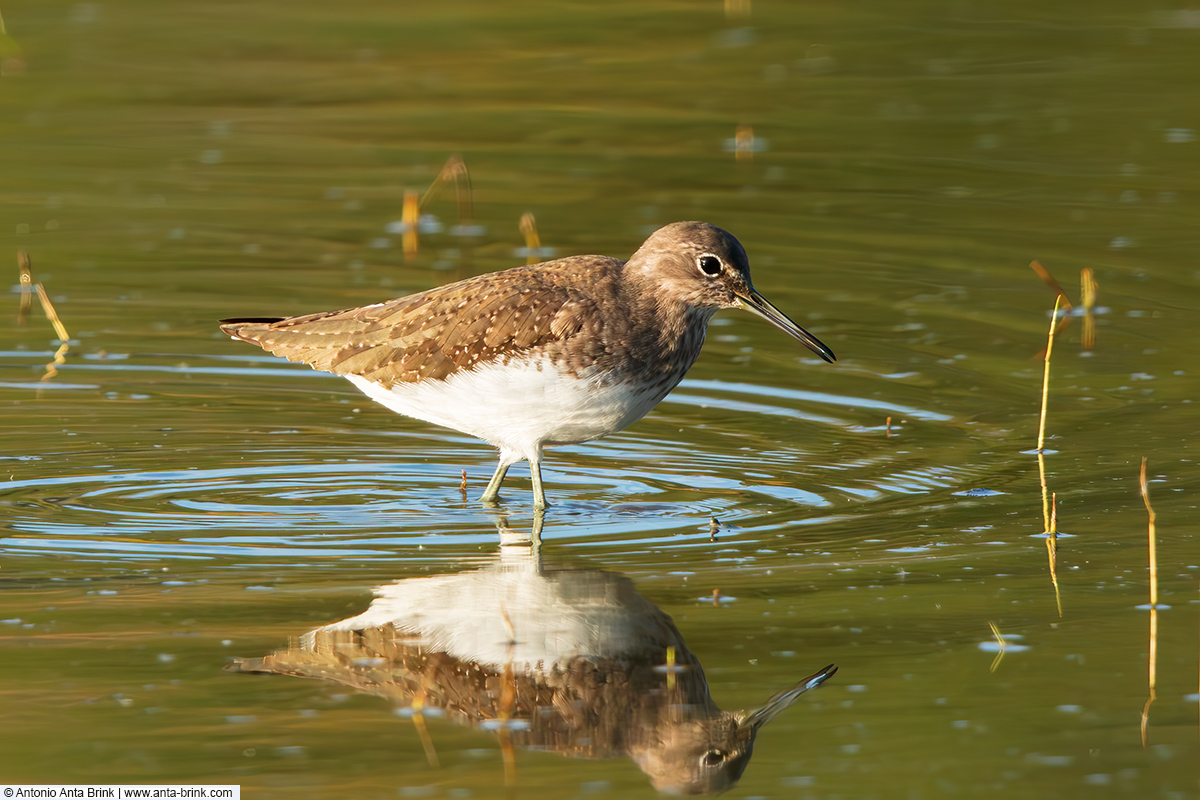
[{"xmin": 619, "ymin": 262, "xmax": 714, "ymax": 363}]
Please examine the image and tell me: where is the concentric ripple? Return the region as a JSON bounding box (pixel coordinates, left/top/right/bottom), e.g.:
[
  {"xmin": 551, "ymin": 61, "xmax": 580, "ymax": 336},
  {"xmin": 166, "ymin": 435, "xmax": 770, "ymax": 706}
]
[{"xmin": 1, "ymin": 352, "xmax": 1009, "ymax": 565}]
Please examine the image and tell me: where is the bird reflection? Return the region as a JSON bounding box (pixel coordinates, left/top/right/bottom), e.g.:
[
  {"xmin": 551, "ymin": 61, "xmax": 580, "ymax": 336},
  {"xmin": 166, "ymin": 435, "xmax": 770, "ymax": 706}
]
[{"xmin": 228, "ymin": 518, "xmax": 835, "ymax": 794}]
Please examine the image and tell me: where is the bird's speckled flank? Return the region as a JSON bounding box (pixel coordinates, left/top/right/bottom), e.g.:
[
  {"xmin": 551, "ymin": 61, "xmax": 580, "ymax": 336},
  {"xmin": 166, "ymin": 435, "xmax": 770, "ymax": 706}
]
[{"xmin": 220, "ymin": 221, "xmax": 835, "ymax": 509}]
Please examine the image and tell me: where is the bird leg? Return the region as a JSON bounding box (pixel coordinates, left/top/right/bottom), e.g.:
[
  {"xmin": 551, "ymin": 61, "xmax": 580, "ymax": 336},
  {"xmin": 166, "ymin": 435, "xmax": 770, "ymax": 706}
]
[
  {"xmin": 480, "ymin": 449, "xmax": 550, "ymax": 510},
  {"xmin": 529, "ymin": 456, "xmax": 549, "ymax": 511},
  {"xmin": 480, "ymin": 459, "xmax": 510, "ymax": 505}
]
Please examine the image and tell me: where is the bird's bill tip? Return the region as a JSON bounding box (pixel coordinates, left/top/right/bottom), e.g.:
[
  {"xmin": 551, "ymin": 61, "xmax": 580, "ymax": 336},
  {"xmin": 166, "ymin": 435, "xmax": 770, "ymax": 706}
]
[
  {"xmin": 737, "ymin": 291, "xmax": 836, "ymax": 363},
  {"xmin": 741, "ymin": 663, "xmax": 838, "ymax": 730}
]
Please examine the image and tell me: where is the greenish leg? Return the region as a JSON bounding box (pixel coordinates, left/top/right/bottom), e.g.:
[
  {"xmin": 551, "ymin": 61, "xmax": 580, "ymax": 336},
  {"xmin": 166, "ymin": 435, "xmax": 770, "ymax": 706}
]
[
  {"xmin": 531, "ymin": 507, "xmax": 544, "ymax": 552},
  {"xmin": 479, "ymin": 459, "xmax": 510, "ymax": 505},
  {"xmin": 529, "ymin": 456, "xmax": 549, "ymax": 511}
]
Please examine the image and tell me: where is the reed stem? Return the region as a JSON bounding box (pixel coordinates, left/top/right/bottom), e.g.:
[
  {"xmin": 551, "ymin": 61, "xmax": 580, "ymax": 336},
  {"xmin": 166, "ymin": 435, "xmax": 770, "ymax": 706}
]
[{"xmin": 1036, "ymin": 296, "xmax": 1061, "ymax": 452}]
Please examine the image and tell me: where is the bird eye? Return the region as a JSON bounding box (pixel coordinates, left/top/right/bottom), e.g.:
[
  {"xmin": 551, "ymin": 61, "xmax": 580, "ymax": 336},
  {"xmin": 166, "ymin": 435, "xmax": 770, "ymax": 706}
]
[
  {"xmin": 698, "ymin": 254, "xmax": 723, "ymax": 276},
  {"xmin": 700, "ymin": 749, "xmax": 725, "ymax": 767}
]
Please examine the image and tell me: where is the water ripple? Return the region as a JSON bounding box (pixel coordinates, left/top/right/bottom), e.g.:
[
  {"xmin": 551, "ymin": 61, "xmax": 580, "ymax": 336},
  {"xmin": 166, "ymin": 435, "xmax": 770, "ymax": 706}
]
[{"xmin": 1, "ymin": 353, "xmax": 993, "ymax": 564}]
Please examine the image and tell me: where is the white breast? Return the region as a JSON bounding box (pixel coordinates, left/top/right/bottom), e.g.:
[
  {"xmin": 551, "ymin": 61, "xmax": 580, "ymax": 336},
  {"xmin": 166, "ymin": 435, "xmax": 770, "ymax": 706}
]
[
  {"xmin": 345, "ymin": 354, "xmax": 679, "ymax": 461},
  {"xmin": 315, "ymin": 567, "xmax": 669, "ymax": 670}
]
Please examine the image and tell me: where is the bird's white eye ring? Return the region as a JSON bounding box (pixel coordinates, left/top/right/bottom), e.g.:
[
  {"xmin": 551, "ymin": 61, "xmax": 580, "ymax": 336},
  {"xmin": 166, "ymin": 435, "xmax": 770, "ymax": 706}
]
[{"xmin": 698, "ymin": 254, "xmax": 722, "ymax": 276}]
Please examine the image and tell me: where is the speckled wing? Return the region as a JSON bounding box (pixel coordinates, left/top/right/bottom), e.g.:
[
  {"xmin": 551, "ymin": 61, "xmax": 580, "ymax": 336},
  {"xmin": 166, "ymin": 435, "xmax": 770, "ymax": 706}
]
[{"xmin": 219, "ymin": 257, "xmax": 621, "ymax": 385}]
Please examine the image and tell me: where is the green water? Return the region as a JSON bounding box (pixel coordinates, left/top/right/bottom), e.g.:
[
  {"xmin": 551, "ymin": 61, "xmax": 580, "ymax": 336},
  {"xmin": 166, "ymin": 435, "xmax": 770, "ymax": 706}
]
[{"xmin": 3, "ymin": 1, "xmax": 1199, "ymax": 797}]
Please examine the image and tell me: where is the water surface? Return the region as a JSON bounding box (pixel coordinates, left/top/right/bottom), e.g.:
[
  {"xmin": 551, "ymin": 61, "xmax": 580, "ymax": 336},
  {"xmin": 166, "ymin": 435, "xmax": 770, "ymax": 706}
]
[{"xmin": 3, "ymin": 2, "xmax": 1199, "ymax": 797}]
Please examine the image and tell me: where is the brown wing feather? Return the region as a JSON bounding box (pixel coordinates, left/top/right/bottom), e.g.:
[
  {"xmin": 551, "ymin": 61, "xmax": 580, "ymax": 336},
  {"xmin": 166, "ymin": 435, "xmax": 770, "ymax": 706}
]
[{"xmin": 219, "ymin": 256, "xmax": 622, "ymax": 386}]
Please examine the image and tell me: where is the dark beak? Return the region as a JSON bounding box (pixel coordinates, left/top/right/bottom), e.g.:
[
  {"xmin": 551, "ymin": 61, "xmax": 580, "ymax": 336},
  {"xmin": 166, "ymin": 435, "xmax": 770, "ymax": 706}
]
[
  {"xmin": 737, "ymin": 289, "xmax": 836, "ymax": 363},
  {"xmin": 740, "ymin": 664, "xmax": 838, "ymax": 732}
]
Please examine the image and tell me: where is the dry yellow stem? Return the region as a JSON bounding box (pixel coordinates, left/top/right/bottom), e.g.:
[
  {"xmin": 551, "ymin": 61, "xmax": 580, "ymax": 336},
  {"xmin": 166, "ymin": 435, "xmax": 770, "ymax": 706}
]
[
  {"xmin": 1036, "ymin": 296, "xmax": 1061, "ymax": 452},
  {"xmin": 419, "ymin": 154, "xmax": 472, "ymax": 224},
  {"xmin": 401, "ymin": 189, "xmax": 419, "ymax": 260},
  {"xmin": 1140, "ymin": 606, "xmax": 1157, "ymax": 746},
  {"xmin": 987, "ymin": 621, "xmax": 1006, "ymax": 673},
  {"xmin": 1140, "ymin": 457, "xmax": 1157, "ymax": 607},
  {"xmin": 35, "ymin": 283, "xmax": 69, "ymax": 343},
  {"xmin": 1047, "ymin": 490, "xmax": 1061, "ymax": 617},
  {"xmin": 519, "ymin": 212, "xmax": 541, "ymax": 265},
  {"xmin": 409, "ymin": 690, "xmax": 440, "ymax": 768},
  {"xmin": 725, "ymin": 0, "xmax": 751, "ymax": 18},
  {"xmin": 17, "ymin": 251, "xmax": 32, "ymax": 323},
  {"xmin": 1139, "ymin": 457, "xmax": 1159, "ymax": 747},
  {"xmin": 1029, "ymin": 260, "xmax": 1075, "ymax": 311},
  {"xmin": 34, "ymin": 282, "xmax": 71, "ymax": 382},
  {"xmin": 1081, "ymin": 267, "xmax": 1097, "ymax": 349},
  {"xmin": 734, "ymin": 125, "xmax": 755, "ymax": 161}
]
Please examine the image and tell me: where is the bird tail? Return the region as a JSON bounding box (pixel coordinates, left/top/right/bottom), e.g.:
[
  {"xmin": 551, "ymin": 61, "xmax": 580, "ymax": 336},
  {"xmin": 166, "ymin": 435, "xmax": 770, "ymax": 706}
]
[{"xmin": 219, "ymin": 318, "xmax": 285, "ymax": 343}]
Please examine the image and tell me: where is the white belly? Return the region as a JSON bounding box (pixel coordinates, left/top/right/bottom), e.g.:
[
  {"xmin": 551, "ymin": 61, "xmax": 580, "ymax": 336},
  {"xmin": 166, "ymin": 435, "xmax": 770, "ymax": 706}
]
[
  {"xmin": 316, "ymin": 567, "xmax": 668, "ymax": 671},
  {"xmin": 345, "ymin": 354, "xmax": 676, "ymax": 461}
]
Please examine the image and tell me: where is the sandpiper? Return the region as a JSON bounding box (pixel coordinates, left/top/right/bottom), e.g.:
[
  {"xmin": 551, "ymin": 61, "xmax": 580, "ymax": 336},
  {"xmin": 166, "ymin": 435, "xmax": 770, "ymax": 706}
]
[
  {"xmin": 220, "ymin": 221, "xmax": 835, "ymax": 508},
  {"xmin": 229, "ymin": 541, "xmax": 836, "ymax": 793}
]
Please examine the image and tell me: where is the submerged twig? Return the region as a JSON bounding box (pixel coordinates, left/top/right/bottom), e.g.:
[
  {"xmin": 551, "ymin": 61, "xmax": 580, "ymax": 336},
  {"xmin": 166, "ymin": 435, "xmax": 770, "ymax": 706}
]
[
  {"xmin": 1036, "ymin": 452, "xmax": 1063, "ymax": 618},
  {"xmin": 1141, "ymin": 610, "xmax": 1157, "ymax": 747},
  {"xmin": 1037, "ymin": 449, "xmax": 1050, "ymax": 540},
  {"xmin": 1049, "ymin": 490, "xmax": 1062, "ymax": 618},
  {"xmin": 498, "ymin": 633, "xmax": 518, "ymax": 789},
  {"xmin": 987, "ymin": 621, "xmax": 1007, "ymax": 673}
]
